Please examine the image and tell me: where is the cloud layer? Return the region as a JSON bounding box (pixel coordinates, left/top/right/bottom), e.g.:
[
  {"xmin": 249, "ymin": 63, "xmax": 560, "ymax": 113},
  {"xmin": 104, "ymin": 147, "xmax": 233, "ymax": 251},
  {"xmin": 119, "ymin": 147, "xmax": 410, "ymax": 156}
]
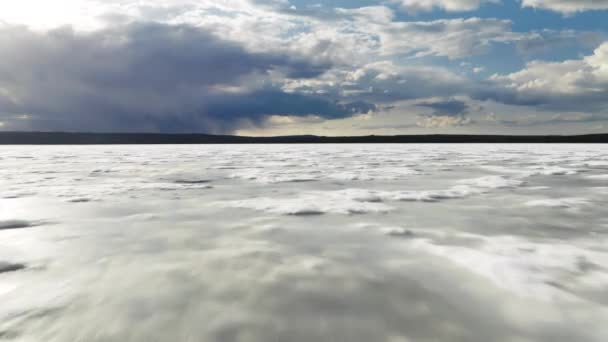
[
  {"xmin": 0, "ymin": 0, "xmax": 607, "ymax": 134},
  {"xmin": 521, "ymin": 0, "xmax": 608, "ymax": 14},
  {"xmin": 489, "ymin": 42, "xmax": 608, "ymax": 111},
  {"xmin": 395, "ymin": 0, "xmax": 496, "ymax": 12},
  {"xmin": 0, "ymin": 23, "xmax": 373, "ymax": 132}
]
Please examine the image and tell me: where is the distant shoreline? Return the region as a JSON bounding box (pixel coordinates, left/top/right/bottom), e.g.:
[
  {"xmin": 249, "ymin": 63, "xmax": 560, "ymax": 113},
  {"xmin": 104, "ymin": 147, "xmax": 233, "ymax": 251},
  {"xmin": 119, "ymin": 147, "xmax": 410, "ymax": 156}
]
[{"xmin": 0, "ymin": 132, "xmax": 607, "ymax": 144}]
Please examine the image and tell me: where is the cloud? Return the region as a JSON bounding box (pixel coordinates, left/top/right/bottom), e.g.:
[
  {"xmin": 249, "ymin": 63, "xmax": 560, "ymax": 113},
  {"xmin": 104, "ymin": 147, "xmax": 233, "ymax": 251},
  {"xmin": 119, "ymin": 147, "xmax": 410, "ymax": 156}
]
[
  {"xmin": 178, "ymin": 4, "xmax": 528, "ymax": 63},
  {"xmin": 377, "ymin": 18, "xmax": 520, "ymax": 59},
  {"xmin": 521, "ymin": 0, "xmax": 608, "ymax": 14},
  {"xmin": 1, "ymin": 0, "xmax": 606, "ymax": 134},
  {"xmin": 302, "ymin": 15, "xmax": 523, "ymax": 61},
  {"xmin": 285, "ymin": 61, "xmax": 472, "ymax": 105},
  {"xmin": 0, "ymin": 1, "xmax": 563, "ymax": 64},
  {"xmin": 394, "ymin": 0, "xmax": 497, "ymax": 12},
  {"xmin": 514, "ymin": 30, "xmax": 605, "ymax": 56},
  {"xmin": 203, "ymin": 90, "xmax": 376, "ymax": 121},
  {"xmin": 492, "ymin": 112, "xmax": 601, "ymax": 127},
  {"xmin": 413, "ymin": 98, "xmax": 472, "ymax": 128},
  {"xmin": 0, "ymin": 23, "xmax": 374, "ymax": 133},
  {"xmin": 486, "ymin": 42, "xmax": 608, "ymax": 111},
  {"xmin": 416, "ymin": 115, "xmax": 472, "ymax": 128},
  {"xmin": 415, "ymin": 99, "xmax": 469, "ymax": 116}
]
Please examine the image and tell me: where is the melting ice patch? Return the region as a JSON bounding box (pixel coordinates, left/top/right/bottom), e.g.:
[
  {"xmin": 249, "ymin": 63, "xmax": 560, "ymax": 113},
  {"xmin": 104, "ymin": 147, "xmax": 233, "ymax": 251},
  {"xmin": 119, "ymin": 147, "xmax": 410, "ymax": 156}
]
[
  {"xmin": 524, "ymin": 198, "xmax": 590, "ymax": 209},
  {"xmin": 380, "ymin": 226, "xmax": 416, "ymax": 237},
  {"xmin": 385, "ymin": 175, "xmax": 523, "ymax": 202},
  {"xmin": 456, "ymin": 175, "xmax": 524, "ymax": 188},
  {"xmin": 219, "ymin": 175, "xmax": 525, "ymax": 215},
  {"xmin": 227, "ymin": 168, "xmax": 320, "ymax": 183},
  {"xmin": 0, "ymin": 220, "xmax": 39, "ymax": 230},
  {"xmin": 219, "ymin": 175, "xmax": 525, "ymax": 214},
  {"xmin": 227, "ymin": 166, "xmax": 420, "ymax": 183},
  {"xmin": 529, "ymin": 166, "xmax": 580, "ymax": 176},
  {"xmin": 0, "ymin": 262, "xmax": 26, "ymax": 274},
  {"xmin": 408, "ymin": 234, "xmax": 608, "ymax": 302},
  {"xmin": 480, "ymin": 165, "xmax": 580, "ymax": 177},
  {"xmin": 219, "ymin": 190, "xmax": 393, "ymax": 215}
]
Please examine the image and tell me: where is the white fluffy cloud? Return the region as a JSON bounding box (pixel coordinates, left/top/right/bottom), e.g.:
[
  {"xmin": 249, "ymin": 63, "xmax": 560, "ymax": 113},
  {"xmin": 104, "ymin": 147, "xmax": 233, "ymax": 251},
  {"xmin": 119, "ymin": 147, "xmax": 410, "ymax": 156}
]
[
  {"xmin": 491, "ymin": 42, "xmax": 608, "ymax": 98},
  {"xmin": 395, "ymin": 0, "xmax": 608, "ymax": 13},
  {"xmin": 283, "ymin": 61, "xmax": 472, "ymax": 104},
  {"xmin": 521, "ymin": 0, "xmax": 608, "ymax": 14},
  {"xmin": 378, "ymin": 18, "xmax": 519, "ymax": 59},
  {"xmin": 0, "ymin": 1, "xmax": 525, "ymax": 62},
  {"xmin": 394, "ymin": 0, "xmax": 497, "ymax": 12}
]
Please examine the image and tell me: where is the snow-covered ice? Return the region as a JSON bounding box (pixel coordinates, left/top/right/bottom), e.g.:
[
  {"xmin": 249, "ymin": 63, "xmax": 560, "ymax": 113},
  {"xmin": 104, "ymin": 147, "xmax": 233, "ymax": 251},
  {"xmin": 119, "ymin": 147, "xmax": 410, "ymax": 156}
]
[{"xmin": 0, "ymin": 144, "xmax": 607, "ymax": 342}]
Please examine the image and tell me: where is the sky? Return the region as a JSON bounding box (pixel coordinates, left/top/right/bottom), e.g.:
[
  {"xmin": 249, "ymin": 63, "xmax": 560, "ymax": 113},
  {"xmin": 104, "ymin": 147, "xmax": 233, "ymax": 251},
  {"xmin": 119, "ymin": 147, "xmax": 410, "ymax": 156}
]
[{"xmin": 0, "ymin": 0, "xmax": 607, "ymax": 135}]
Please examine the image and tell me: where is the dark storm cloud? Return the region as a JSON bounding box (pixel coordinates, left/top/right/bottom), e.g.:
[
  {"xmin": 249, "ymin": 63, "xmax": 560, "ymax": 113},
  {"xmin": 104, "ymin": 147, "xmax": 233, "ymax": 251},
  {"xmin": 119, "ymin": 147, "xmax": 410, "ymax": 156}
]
[
  {"xmin": 473, "ymin": 84, "xmax": 608, "ymax": 112},
  {"xmin": 0, "ymin": 22, "xmax": 373, "ymax": 133},
  {"xmin": 163, "ymin": 90, "xmax": 377, "ymax": 132},
  {"xmin": 205, "ymin": 91, "xmax": 375, "ymax": 119}
]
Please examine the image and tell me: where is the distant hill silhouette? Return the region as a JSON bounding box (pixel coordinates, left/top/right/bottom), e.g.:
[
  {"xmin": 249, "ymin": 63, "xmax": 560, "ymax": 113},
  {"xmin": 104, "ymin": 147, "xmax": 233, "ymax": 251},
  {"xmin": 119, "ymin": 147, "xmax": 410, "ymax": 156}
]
[{"xmin": 0, "ymin": 131, "xmax": 606, "ymax": 144}]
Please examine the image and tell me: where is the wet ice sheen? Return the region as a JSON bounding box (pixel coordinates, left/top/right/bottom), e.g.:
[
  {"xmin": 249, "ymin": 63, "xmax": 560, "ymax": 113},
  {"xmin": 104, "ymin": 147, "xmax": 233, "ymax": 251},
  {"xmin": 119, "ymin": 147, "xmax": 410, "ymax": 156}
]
[{"xmin": 0, "ymin": 144, "xmax": 607, "ymax": 342}]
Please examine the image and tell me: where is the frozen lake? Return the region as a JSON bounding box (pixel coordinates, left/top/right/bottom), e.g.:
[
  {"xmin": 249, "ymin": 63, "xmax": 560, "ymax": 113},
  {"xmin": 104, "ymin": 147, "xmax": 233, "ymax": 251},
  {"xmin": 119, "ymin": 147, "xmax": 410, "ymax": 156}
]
[{"xmin": 1, "ymin": 144, "xmax": 607, "ymax": 342}]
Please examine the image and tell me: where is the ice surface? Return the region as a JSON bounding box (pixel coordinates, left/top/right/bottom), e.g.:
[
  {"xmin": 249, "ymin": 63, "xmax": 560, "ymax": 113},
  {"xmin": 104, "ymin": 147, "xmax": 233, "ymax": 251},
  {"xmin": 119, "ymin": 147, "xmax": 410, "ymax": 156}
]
[
  {"xmin": 0, "ymin": 262, "xmax": 26, "ymax": 274},
  {"xmin": 524, "ymin": 197, "xmax": 590, "ymax": 209},
  {"xmin": 219, "ymin": 190, "xmax": 393, "ymax": 215},
  {"xmin": 1, "ymin": 144, "xmax": 607, "ymax": 342},
  {"xmin": 409, "ymin": 234, "xmax": 608, "ymax": 302},
  {"xmin": 0, "ymin": 220, "xmax": 38, "ymax": 230}
]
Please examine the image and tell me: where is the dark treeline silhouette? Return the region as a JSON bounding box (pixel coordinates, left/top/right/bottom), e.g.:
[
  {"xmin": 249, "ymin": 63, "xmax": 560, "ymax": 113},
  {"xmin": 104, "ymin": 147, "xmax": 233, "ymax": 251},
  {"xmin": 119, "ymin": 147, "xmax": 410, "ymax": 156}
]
[{"xmin": 0, "ymin": 131, "xmax": 606, "ymax": 144}]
